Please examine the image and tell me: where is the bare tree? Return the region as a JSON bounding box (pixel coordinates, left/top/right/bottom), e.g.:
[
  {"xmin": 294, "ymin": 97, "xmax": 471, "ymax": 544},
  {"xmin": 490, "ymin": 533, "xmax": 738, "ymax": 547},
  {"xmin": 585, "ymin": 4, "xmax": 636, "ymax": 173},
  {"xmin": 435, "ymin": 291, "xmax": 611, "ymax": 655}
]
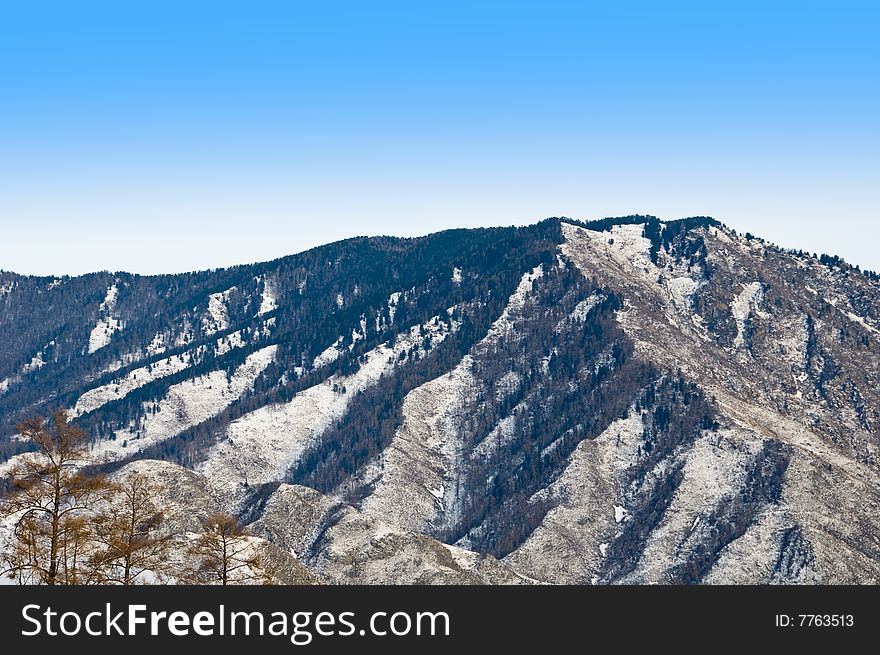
[
  {"xmin": 0, "ymin": 410, "xmax": 109, "ymax": 585},
  {"xmin": 90, "ymin": 472, "xmax": 175, "ymax": 585},
  {"xmin": 184, "ymin": 512, "xmax": 268, "ymax": 585}
]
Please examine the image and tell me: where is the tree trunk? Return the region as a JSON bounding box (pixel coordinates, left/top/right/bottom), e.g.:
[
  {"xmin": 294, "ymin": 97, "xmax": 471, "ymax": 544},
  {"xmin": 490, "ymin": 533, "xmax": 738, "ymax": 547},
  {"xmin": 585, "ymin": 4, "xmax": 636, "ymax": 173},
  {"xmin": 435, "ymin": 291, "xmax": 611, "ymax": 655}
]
[{"xmin": 48, "ymin": 465, "xmax": 62, "ymax": 585}]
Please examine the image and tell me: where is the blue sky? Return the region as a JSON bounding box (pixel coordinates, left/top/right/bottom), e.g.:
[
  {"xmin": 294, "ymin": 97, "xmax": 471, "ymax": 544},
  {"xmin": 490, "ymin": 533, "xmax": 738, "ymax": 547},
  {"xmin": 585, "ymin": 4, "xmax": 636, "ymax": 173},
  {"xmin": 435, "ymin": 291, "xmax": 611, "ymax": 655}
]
[{"xmin": 1, "ymin": 1, "xmax": 877, "ymax": 275}]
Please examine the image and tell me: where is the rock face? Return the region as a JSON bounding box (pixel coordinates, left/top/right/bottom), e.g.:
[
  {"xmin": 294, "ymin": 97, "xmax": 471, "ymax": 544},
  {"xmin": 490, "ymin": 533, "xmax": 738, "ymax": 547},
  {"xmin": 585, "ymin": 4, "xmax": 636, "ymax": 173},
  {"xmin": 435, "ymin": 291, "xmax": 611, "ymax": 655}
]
[
  {"xmin": 108, "ymin": 460, "xmax": 324, "ymax": 585},
  {"xmin": 1, "ymin": 216, "xmax": 879, "ymax": 583},
  {"xmin": 553, "ymin": 220, "xmax": 880, "ymax": 584},
  {"xmin": 251, "ymin": 484, "xmax": 527, "ymax": 585}
]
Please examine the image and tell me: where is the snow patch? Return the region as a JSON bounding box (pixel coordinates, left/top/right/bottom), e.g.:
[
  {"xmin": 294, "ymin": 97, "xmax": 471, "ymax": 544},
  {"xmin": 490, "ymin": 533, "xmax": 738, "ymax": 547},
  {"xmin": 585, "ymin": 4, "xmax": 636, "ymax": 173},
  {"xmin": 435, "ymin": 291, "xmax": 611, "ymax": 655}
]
[
  {"xmin": 0, "ymin": 452, "xmax": 40, "ymax": 480},
  {"xmin": 147, "ymin": 333, "xmax": 168, "ymax": 356},
  {"xmin": 73, "ymin": 326, "xmax": 259, "ymax": 417},
  {"xmin": 666, "ymin": 276, "xmax": 698, "ymax": 312},
  {"xmin": 483, "ymin": 266, "xmax": 543, "ymax": 341},
  {"xmin": 580, "ymin": 223, "xmax": 656, "ymax": 276},
  {"xmin": 473, "ymin": 414, "xmax": 519, "ymax": 460},
  {"xmin": 258, "ymin": 277, "xmax": 278, "ymax": 315},
  {"xmin": 388, "ymin": 292, "xmax": 401, "ymax": 325},
  {"xmin": 570, "ymin": 293, "xmax": 605, "ymax": 322},
  {"xmin": 624, "ymin": 429, "xmax": 758, "ymax": 583},
  {"xmin": 732, "ymin": 281, "xmax": 763, "ymax": 348},
  {"xmin": 614, "ymin": 505, "xmax": 628, "ymax": 523},
  {"xmin": 22, "ymin": 350, "xmax": 46, "ymax": 373},
  {"xmin": 88, "ymin": 285, "xmax": 122, "ymax": 353},
  {"xmin": 452, "ymin": 267, "xmax": 463, "ymax": 285},
  {"xmin": 203, "ymin": 288, "xmax": 235, "ymax": 336},
  {"xmin": 845, "ymin": 311, "xmax": 880, "ymax": 337},
  {"xmin": 215, "ymin": 330, "xmax": 246, "ymax": 356},
  {"xmin": 504, "ymin": 413, "xmax": 645, "ymax": 583},
  {"xmin": 350, "ymin": 315, "xmax": 367, "ymax": 348},
  {"xmin": 147, "ymin": 323, "xmax": 197, "ymax": 357},
  {"xmin": 313, "ymin": 338, "xmax": 343, "ymax": 368}
]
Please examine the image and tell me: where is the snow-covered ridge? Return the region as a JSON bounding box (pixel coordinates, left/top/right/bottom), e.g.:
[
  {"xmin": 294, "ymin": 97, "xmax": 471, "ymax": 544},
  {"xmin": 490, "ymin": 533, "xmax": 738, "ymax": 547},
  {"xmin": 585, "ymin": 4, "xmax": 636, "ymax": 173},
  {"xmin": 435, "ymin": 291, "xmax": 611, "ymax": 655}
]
[
  {"xmin": 88, "ymin": 284, "xmax": 123, "ymax": 354},
  {"xmin": 71, "ymin": 327, "xmax": 265, "ymax": 417},
  {"xmin": 203, "ymin": 288, "xmax": 235, "ymax": 336},
  {"xmin": 583, "ymin": 223, "xmax": 656, "ymax": 277},
  {"xmin": 197, "ymin": 313, "xmax": 457, "ymax": 510},
  {"xmin": 251, "ymin": 483, "xmax": 525, "ymax": 584},
  {"xmin": 504, "ymin": 413, "xmax": 645, "ymax": 583},
  {"xmin": 313, "ymin": 338, "xmax": 344, "ymax": 369},
  {"xmin": 361, "ymin": 266, "xmax": 545, "ymax": 534},
  {"xmin": 359, "ymin": 361, "xmax": 473, "ymax": 533},
  {"xmin": 622, "ymin": 429, "xmax": 757, "ymax": 583},
  {"xmin": 561, "ymin": 221, "xmax": 710, "ymax": 320},
  {"xmin": 483, "ymin": 265, "xmax": 543, "ymax": 340},
  {"xmin": 72, "ymin": 353, "xmax": 194, "ymax": 417},
  {"xmin": 89, "ymin": 345, "xmax": 278, "ymax": 462}
]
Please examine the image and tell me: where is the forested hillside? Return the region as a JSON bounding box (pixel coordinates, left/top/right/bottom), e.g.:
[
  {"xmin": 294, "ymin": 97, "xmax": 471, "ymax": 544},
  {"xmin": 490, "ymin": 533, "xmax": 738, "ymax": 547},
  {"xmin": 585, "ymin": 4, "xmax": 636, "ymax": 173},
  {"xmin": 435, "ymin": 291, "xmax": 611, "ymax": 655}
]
[{"xmin": 2, "ymin": 216, "xmax": 879, "ymax": 584}]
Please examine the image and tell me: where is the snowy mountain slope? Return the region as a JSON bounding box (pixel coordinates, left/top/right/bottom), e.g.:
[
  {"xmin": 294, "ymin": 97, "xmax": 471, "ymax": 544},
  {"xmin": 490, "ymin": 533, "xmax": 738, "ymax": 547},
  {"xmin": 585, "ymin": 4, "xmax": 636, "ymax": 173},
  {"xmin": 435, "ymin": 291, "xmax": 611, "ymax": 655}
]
[
  {"xmin": 90, "ymin": 346, "xmax": 278, "ymax": 462},
  {"xmin": 197, "ymin": 318, "xmax": 455, "ymax": 510},
  {"xmin": 2, "ymin": 217, "xmax": 879, "ymax": 584},
  {"xmin": 360, "ymin": 267, "xmax": 545, "ymax": 535},
  {"xmin": 108, "ymin": 460, "xmax": 321, "ymax": 584},
  {"xmin": 503, "ymin": 414, "xmax": 647, "ymax": 583},
  {"xmin": 251, "ymin": 483, "xmax": 527, "ymax": 585},
  {"xmin": 557, "ymin": 219, "xmax": 880, "ymax": 583}
]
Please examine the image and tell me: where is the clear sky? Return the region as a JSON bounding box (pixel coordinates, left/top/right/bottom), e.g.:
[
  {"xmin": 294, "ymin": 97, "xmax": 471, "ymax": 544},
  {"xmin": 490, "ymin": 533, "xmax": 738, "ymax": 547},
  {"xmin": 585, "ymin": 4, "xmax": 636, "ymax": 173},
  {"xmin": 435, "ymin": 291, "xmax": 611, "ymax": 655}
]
[{"xmin": 1, "ymin": 1, "xmax": 877, "ymax": 275}]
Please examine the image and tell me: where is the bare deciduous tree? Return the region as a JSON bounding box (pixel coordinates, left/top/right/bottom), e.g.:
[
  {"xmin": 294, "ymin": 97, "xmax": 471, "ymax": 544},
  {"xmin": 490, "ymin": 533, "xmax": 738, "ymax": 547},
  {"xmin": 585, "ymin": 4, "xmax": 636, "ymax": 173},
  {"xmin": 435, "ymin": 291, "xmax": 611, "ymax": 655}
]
[
  {"xmin": 184, "ymin": 512, "xmax": 269, "ymax": 585},
  {"xmin": 0, "ymin": 410, "xmax": 109, "ymax": 585},
  {"xmin": 90, "ymin": 472, "xmax": 175, "ymax": 585}
]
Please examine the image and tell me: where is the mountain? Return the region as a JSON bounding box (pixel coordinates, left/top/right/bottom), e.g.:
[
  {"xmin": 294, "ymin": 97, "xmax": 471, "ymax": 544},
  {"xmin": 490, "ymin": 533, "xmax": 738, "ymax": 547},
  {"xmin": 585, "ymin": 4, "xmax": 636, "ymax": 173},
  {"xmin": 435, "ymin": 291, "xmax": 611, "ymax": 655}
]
[{"xmin": 2, "ymin": 216, "xmax": 879, "ymax": 584}]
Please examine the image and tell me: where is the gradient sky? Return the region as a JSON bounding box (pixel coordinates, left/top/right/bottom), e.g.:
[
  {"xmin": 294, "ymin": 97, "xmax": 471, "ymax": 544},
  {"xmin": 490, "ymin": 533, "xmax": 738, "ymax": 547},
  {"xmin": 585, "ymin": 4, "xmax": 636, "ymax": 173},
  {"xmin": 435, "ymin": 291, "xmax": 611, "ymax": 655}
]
[{"xmin": 1, "ymin": 1, "xmax": 877, "ymax": 276}]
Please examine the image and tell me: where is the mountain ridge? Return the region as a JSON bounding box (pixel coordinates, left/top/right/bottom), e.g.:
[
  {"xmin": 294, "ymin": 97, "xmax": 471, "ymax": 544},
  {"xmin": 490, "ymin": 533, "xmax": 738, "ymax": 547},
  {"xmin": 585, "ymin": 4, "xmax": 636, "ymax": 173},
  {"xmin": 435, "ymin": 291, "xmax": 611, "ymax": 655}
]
[{"xmin": 2, "ymin": 215, "xmax": 879, "ymax": 584}]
